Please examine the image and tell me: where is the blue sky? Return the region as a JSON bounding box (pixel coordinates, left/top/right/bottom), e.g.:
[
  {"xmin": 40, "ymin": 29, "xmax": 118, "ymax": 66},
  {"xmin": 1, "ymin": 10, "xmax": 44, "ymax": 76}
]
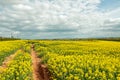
[
  {"xmin": 99, "ymin": 0, "xmax": 120, "ymax": 10},
  {"xmin": 0, "ymin": 0, "xmax": 120, "ymax": 39}
]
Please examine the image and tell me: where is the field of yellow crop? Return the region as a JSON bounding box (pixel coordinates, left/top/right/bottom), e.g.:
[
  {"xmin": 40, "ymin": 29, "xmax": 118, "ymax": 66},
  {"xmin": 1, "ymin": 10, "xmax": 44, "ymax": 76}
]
[
  {"xmin": 35, "ymin": 40, "xmax": 120, "ymax": 80},
  {"xmin": 0, "ymin": 41, "xmax": 26, "ymax": 65},
  {"xmin": 0, "ymin": 40, "xmax": 33, "ymax": 80},
  {"xmin": 0, "ymin": 40, "xmax": 120, "ymax": 80},
  {"xmin": 0, "ymin": 50, "xmax": 32, "ymax": 80}
]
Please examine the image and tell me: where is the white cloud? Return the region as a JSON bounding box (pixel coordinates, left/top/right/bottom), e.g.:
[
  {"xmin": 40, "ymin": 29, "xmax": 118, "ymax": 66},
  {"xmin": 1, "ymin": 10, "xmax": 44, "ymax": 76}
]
[
  {"xmin": 13, "ymin": 4, "xmax": 33, "ymax": 10},
  {"xmin": 0, "ymin": 0, "xmax": 120, "ymax": 39},
  {"xmin": 106, "ymin": 8, "xmax": 120, "ymax": 18},
  {"xmin": 0, "ymin": 0, "xmax": 24, "ymax": 5}
]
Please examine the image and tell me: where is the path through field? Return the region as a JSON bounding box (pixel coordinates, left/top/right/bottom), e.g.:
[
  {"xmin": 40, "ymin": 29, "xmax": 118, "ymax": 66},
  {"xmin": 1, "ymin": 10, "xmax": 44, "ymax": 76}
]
[
  {"xmin": 0, "ymin": 50, "xmax": 18, "ymax": 69},
  {"xmin": 0, "ymin": 45, "xmax": 50, "ymax": 80},
  {"xmin": 31, "ymin": 44, "xmax": 50, "ymax": 80}
]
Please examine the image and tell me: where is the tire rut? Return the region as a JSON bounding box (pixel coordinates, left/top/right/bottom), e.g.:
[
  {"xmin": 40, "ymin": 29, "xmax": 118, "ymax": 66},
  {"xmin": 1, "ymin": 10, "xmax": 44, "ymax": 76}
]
[
  {"xmin": 0, "ymin": 50, "xmax": 19, "ymax": 69},
  {"xmin": 31, "ymin": 44, "xmax": 51, "ymax": 80}
]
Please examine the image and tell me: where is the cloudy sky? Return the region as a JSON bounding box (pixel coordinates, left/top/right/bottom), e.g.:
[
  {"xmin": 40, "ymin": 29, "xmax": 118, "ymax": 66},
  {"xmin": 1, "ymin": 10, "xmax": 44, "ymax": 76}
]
[{"xmin": 0, "ymin": 0, "xmax": 120, "ymax": 39}]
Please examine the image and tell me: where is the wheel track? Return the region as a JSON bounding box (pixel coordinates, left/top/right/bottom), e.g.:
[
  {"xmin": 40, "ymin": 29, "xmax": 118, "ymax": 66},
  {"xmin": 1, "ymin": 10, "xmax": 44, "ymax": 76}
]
[{"xmin": 31, "ymin": 44, "xmax": 51, "ymax": 80}]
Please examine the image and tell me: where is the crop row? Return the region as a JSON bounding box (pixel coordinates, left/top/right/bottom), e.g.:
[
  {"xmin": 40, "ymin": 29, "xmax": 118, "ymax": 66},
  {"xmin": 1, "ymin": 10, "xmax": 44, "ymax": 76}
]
[
  {"xmin": 35, "ymin": 40, "xmax": 120, "ymax": 80},
  {"xmin": 0, "ymin": 50, "xmax": 33, "ymax": 80},
  {"xmin": 0, "ymin": 41, "xmax": 26, "ymax": 65}
]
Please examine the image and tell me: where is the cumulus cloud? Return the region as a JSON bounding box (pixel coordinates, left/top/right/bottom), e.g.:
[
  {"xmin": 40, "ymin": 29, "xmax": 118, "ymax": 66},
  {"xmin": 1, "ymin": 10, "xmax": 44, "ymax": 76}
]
[
  {"xmin": 0, "ymin": 0, "xmax": 120, "ymax": 39},
  {"xmin": 0, "ymin": 0, "xmax": 24, "ymax": 6}
]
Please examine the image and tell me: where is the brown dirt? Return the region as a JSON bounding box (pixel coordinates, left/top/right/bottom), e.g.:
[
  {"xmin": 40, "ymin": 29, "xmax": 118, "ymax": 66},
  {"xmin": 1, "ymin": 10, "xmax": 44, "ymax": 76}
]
[
  {"xmin": 31, "ymin": 45, "xmax": 51, "ymax": 80},
  {"xmin": 0, "ymin": 50, "xmax": 19, "ymax": 69}
]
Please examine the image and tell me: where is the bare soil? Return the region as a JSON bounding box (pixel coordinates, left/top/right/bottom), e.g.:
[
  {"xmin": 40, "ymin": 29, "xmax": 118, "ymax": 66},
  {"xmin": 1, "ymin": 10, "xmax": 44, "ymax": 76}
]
[{"xmin": 31, "ymin": 45, "xmax": 51, "ymax": 80}]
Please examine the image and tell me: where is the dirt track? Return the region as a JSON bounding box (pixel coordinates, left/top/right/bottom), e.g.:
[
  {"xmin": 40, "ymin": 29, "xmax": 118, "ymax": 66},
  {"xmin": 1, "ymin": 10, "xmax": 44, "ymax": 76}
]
[
  {"xmin": 31, "ymin": 45, "xmax": 50, "ymax": 80},
  {"xmin": 0, "ymin": 45, "xmax": 50, "ymax": 80},
  {"xmin": 0, "ymin": 50, "xmax": 18, "ymax": 68}
]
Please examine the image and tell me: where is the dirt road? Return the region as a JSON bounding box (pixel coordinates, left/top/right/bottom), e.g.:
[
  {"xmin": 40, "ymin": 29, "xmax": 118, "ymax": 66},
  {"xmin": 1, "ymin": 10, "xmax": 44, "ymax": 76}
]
[{"xmin": 31, "ymin": 45, "xmax": 50, "ymax": 80}]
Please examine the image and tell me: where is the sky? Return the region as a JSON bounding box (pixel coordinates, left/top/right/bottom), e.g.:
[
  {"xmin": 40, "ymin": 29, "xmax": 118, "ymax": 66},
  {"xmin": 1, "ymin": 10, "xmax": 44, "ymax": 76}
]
[{"xmin": 0, "ymin": 0, "xmax": 120, "ymax": 39}]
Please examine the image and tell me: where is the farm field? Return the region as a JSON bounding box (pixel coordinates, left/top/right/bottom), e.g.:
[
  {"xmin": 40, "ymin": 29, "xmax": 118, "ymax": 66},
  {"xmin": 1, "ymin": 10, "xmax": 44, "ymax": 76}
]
[{"xmin": 0, "ymin": 40, "xmax": 120, "ymax": 80}]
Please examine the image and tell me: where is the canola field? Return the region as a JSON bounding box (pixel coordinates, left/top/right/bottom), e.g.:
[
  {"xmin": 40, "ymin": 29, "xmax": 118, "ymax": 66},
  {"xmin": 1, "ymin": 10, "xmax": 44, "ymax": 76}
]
[
  {"xmin": 0, "ymin": 50, "xmax": 32, "ymax": 80},
  {"xmin": 35, "ymin": 40, "xmax": 120, "ymax": 80},
  {"xmin": 0, "ymin": 40, "xmax": 32, "ymax": 80},
  {"xmin": 0, "ymin": 40, "xmax": 120, "ymax": 80},
  {"xmin": 0, "ymin": 41, "xmax": 26, "ymax": 65}
]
